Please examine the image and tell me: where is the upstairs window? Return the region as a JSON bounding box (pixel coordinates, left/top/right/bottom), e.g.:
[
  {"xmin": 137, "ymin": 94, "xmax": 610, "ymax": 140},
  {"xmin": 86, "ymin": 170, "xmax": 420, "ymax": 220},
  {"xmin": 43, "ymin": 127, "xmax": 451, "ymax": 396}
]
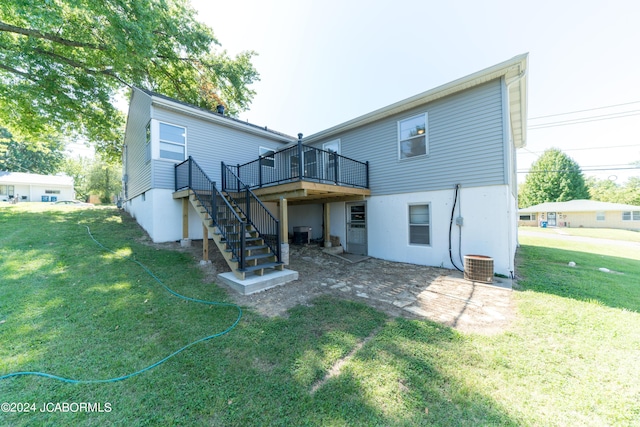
[
  {"xmin": 159, "ymin": 122, "xmax": 186, "ymax": 161},
  {"xmin": 398, "ymin": 113, "xmax": 428, "ymax": 160},
  {"xmin": 259, "ymin": 147, "xmax": 275, "ymax": 168}
]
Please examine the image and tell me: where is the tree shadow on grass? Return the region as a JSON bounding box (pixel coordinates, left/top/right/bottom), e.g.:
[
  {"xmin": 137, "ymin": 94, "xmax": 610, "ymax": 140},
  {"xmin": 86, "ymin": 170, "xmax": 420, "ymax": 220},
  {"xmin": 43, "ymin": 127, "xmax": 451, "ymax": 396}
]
[
  {"xmin": 1, "ymin": 207, "xmax": 519, "ymax": 426},
  {"xmin": 517, "ymin": 244, "xmax": 640, "ymax": 312}
]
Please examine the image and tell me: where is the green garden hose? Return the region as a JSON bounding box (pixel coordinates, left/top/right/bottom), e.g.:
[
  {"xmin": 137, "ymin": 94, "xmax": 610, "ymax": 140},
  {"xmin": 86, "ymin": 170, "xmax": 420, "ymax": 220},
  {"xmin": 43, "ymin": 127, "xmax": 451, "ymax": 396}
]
[{"xmin": 0, "ymin": 225, "xmax": 242, "ymax": 384}]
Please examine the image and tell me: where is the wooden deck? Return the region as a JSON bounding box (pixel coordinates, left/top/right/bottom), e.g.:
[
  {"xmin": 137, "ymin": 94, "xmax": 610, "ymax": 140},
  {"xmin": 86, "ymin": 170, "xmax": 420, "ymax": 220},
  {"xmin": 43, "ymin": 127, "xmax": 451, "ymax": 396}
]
[
  {"xmin": 250, "ymin": 181, "xmax": 369, "ymax": 205},
  {"xmin": 174, "ymin": 181, "xmax": 369, "ymax": 205}
]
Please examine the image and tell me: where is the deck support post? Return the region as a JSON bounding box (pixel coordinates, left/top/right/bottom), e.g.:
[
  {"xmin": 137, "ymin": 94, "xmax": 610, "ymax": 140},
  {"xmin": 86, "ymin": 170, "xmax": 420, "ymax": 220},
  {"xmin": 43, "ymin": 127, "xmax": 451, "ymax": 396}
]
[
  {"xmin": 279, "ymin": 197, "xmax": 289, "ymax": 265},
  {"xmin": 202, "ymin": 223, "xmax": 209, "ymax": 263},
  {"xmin": 180, "ymin": 197, "xmax": 191, "ymax": 247},
  {"xmin": 324, "ymin": 203, "xmax": 331, "ymax": 247},
  {"xmin": 182, "ymin": 198, "xmax": 189, "ymax": 239}
]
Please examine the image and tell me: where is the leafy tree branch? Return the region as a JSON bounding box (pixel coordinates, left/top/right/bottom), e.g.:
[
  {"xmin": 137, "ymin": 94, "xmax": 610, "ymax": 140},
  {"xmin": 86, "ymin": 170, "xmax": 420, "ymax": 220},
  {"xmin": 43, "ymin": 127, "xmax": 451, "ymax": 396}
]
[{"xmin": 0, "ymin": 0, "xmax": 259, "ymax": 163}]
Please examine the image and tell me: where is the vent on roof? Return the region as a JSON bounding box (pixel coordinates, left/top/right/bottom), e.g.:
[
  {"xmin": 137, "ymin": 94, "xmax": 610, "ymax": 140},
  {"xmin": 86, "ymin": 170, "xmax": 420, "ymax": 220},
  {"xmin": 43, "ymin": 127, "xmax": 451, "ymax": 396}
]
[
  {"xmin": 216, "ymin": 105, "xmax": 225, "ymax": 115},
  {"xmin": 464, "ymin": 255, "xmax": 493, "ymax": 283}
]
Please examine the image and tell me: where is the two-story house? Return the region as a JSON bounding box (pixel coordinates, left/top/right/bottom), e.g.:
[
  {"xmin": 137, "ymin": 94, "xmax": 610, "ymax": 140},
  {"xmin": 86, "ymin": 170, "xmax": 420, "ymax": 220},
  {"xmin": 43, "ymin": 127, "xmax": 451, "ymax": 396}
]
[{"xmin": 122, "ymin": 54, "xmax": 528, "ymax": 293}]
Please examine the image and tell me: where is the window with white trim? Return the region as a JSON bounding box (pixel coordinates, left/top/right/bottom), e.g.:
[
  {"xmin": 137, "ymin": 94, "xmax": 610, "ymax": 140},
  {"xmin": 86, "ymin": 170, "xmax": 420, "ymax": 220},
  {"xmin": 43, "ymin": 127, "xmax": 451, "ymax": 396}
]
[
  {"xmin": 409, "ymin": 204, "xmax": 430, "ymax": 245},
  {"xmin": 145, "ymin": 121, "xmax": 151, "ymax": 163},
  {"xmin": 398, "ymin": 113, "xmax": 428, "ymax": 160},
  {"xmin": 519, "ymin": 214, "xmax": 536, "ymax": 221},
  {"xmin": 0, "ymin": 185, "xmax": 6, "ymax": 195},
  {"xmin": 259, "ymin": 147, "xmax": 275, "ymax": 168},
  {"xmin": 622, "ymin": 211, "xmax": 640, "ymax": 221},
  {"xmin": 45, "ymin": 190, "xmax": 61, "ymax": 194},
  {"xmin": 159, "ymin": 122, "xmax": 186, "ymax": 161},
  {"xmin": 596, "ymin": 211, "xmax": 605, "ymax": 221}
]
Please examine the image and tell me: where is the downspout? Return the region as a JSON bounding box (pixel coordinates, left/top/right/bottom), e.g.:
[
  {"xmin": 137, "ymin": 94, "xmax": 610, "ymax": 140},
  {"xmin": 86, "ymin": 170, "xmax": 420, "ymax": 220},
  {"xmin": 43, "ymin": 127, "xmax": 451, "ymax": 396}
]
[{"xmin": 504, "ymin": 68, "xmax": 526, "ymax": 278}]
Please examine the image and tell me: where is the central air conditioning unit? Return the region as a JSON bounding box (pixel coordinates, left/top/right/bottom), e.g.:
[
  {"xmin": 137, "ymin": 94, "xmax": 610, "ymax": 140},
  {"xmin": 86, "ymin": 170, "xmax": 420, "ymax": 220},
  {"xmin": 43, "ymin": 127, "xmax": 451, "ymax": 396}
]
[{"xmin": 464, "ymin": 255, "xmax": 494, "ymax": 283}]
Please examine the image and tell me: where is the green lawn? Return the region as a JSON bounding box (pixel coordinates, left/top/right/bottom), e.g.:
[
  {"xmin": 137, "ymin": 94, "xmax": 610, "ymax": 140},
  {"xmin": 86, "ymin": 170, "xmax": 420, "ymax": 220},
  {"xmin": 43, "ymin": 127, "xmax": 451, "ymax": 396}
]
[{"xmin": 1, "ymin": 204, "xmax": 638, "ymax": 426}]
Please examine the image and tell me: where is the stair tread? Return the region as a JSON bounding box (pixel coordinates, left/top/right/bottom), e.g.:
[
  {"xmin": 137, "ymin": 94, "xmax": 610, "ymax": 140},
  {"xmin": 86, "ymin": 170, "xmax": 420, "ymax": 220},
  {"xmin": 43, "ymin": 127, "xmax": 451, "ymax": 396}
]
[
  {"xmin": 240, "ymin": 262, "xmax": 283, "ymax": 273},
  {"xmin": 245, "ymin": 253, "xmax": 275, "ymax": 261}
]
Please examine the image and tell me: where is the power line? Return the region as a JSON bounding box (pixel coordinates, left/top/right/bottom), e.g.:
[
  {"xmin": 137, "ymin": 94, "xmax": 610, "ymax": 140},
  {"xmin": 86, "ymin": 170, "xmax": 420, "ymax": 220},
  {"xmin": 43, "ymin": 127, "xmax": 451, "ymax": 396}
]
[
  {"xmin": 529, "ymin": 100, "xmax": 640, "ymax": 120},
  {"xmin": 518, "ymin": 144, "xmax": 640, "ymax": 155},
  {"xmin": 517, "ymin": 166, "xmax": 639, "ymax": 174},
  {"xmin": 529, "ymin": 111, "xmax": 640, "ymax": 130}
]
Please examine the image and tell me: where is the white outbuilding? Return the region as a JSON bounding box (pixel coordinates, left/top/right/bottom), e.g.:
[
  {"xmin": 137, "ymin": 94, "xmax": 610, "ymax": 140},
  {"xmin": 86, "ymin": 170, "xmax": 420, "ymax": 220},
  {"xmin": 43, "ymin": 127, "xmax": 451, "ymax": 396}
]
[{"xmin": 0, "ymin": 171, "xmax": 75, "ymax": 202}]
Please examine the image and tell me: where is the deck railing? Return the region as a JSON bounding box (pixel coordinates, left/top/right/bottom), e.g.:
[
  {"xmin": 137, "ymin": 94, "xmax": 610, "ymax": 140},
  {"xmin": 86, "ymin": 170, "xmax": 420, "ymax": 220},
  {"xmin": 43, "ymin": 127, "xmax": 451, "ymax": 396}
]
[
  {"xmin": 221, "ymin": 162, "xmax": 280, "ymax": 262},
  {"xmin": 232, "ymin": 140, "xmax": 369, "ymax": 190},
  {"xmin": 175, "ymin": 157, "xmax": 249, "ymax": 271}
]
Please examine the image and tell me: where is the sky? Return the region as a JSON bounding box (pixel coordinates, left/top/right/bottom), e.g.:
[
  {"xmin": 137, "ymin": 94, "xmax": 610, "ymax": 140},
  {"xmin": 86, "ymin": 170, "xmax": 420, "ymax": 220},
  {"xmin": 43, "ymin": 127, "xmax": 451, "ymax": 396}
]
[{"xmin": 185, "ymin": 0, "xmax": 640, "ymax": 184}]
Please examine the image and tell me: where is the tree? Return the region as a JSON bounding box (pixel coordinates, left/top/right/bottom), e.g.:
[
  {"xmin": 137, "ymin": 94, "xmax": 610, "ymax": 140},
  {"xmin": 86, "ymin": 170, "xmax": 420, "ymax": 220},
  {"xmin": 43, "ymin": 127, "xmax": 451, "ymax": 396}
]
[
  {"xmin": 586, "ymin": 176, "xmax": 640, "ymax": 205},
  {"xmin": 87, "ymin": 158, "xmax": 121, "ymax": 204},
  {"xmin": 0, "ymin": 0, "xmax": 259, "ymax": 162},
  {"xmin": 519, "ymin": 148, "xmax": 590, "ymax": 208},
  {"xmin": 60, "ymin": 156, "xmax": 93, "ymax": 201},
  {"xmin": 0, "ymin": 127, "xmax": 65, "ymax": 174}
]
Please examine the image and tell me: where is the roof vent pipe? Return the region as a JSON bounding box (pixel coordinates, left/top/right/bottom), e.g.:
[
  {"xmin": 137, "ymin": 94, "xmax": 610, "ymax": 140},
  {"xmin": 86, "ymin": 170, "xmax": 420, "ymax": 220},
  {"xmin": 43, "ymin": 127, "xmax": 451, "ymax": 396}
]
[
  {"xmin": 298, "ymin": 133, "xmax": 303, "ymax": 142},
  {"xmin": 216, "ymin": 105, "xmax": 225, "ymax": 115}
]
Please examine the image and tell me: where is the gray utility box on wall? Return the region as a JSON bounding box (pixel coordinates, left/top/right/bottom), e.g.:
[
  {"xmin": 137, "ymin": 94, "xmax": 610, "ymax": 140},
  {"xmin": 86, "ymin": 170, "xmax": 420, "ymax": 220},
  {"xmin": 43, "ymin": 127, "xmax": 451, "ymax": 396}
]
[{"xmin": 293, "ymin": 226, "xmax": 312, "ymax": 244}]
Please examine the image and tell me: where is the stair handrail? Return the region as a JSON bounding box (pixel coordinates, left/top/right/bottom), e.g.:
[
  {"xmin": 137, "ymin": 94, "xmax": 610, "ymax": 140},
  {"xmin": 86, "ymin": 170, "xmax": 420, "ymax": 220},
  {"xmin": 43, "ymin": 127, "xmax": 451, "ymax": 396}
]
[
  {"xmin": 221, "ymin": 162, "xmax": 281, "ymax": 263},
  {"xmin": 175, "ymin": 157, "xmax": 247, "ymax": 270}
]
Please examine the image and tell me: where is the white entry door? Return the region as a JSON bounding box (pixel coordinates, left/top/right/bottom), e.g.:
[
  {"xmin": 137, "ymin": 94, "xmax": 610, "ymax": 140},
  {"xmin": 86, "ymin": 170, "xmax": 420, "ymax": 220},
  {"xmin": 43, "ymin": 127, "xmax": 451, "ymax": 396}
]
[{"xmin": 346, "ymin": 202, "xmax": 367, "ymax": 255}]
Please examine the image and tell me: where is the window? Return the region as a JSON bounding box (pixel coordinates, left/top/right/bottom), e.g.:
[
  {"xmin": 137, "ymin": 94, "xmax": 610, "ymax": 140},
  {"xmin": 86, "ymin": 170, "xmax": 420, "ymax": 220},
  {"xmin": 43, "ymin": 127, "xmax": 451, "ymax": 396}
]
[
  {"xmin": 145, "ymin": 121, "xmax": 151, "ymax": 162},
  {"xmin": 45, "ymin": 190, "xmax": 61, "ymax": 194},
  {"xmin": 409, "ymin": 204, "xmax": 430, "ymax": 245},
  {"xmin": 398, "ymin": 113, "xmax": 428, "ymax": 160},
  {"xmin": 622, "ymin": 211, "xmax": 640, "ymax": 221},
  {"xmin": 259, "ymin": 147, "xmax": 275, "ymax": 168},
  {"xmin": 596, "ymin": 212, "xmax": 605, "ymax": 221},
  {"xmin": 0, "ymin": 185, "xmax": 6, "ymax": 195},
  {"xmin": 519, "ymin": 214, "xmax": 536, "ymax": 221},
  {"xmin": 159, "ymin": 122, "xmax": 186, "ymax": 161}
]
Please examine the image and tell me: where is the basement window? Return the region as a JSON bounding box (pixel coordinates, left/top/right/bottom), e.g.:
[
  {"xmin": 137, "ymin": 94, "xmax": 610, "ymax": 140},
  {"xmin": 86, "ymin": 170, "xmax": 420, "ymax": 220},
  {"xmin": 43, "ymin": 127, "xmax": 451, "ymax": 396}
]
[{"xmin": 409, "ymin": 204, "xmax": 430, "ymax": 245}]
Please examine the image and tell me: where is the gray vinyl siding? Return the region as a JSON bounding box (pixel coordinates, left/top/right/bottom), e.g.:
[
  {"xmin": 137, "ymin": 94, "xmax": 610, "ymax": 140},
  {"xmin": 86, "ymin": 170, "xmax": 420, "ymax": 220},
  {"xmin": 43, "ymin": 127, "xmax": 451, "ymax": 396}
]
[
  {"xmin": 151, "ymin": 106, "xmax": 288, "ymax": 189},
  {"xmin": 310, "ymin": 79, "xmax": 505, "ymax": 195},
  {"xmin": 123, "ymin": 90, "xmax": 152, "ymax": 199}
]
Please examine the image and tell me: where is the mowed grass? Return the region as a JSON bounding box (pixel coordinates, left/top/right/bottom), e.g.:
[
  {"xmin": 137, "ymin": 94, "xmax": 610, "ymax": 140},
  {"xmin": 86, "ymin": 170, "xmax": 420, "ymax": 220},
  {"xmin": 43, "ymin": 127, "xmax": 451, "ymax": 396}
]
[
  {"xmin": 1, "ymin": 204, "xmax": 638, "ymax": 426},
  {"xmin": 520, "ymin": 225, "xmax": 640, "ymax": 242}
]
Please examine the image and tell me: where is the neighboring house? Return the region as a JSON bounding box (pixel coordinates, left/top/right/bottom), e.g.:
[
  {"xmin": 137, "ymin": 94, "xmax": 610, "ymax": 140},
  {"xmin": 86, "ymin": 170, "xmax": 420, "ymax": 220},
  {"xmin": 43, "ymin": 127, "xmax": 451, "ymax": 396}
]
[
  {"xmin": 519, "ymin": 199, "xmax": 640, "ymax": 230},
  {"xmin": 122, "ymin": 54, "xmax": 528, "ymax": 286},
  {"xmin": 0, "ymin": 171, "xmax": 74, "ymax": 202}
]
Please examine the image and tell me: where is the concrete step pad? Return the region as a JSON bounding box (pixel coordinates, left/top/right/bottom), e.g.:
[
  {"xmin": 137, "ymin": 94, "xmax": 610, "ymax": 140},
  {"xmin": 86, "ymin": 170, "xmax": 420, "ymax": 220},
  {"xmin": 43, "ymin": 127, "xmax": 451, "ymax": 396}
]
[{"xmin": 217, "ymin": 269, "xmax": 299, "ymax": 295}]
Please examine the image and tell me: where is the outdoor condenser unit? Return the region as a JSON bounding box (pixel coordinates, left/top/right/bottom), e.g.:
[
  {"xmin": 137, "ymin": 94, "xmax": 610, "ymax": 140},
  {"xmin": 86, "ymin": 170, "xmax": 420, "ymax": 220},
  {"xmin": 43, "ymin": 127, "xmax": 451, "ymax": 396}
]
[{"xmin": 463, "ymin": 255, "xmax": 494, "ymax": 283}]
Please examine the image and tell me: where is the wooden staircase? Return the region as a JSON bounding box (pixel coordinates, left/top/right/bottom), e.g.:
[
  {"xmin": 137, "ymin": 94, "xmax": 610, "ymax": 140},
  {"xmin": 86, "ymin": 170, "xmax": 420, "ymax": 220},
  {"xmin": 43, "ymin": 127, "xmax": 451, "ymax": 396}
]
[{"xmin": 189, "ymin": 191, "xmax": 284, "ymax": 280}]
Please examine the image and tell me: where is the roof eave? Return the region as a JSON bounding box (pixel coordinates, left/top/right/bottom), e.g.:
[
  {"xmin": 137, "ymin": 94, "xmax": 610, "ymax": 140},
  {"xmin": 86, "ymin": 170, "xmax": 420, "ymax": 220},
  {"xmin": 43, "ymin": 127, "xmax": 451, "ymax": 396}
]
[
  {"xmin": 138, "ymin": 89, "xmax": 296, "ymax": 144},
  {"xmin": 305, "ymin": 53, "xmax": 529, "ymax": 145}
]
